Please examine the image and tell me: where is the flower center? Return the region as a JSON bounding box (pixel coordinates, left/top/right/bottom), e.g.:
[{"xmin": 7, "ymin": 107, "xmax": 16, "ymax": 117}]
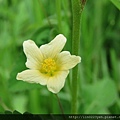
[{"xmin": 41, "ymin": 58, "xmax": 57, "ymax": 76}]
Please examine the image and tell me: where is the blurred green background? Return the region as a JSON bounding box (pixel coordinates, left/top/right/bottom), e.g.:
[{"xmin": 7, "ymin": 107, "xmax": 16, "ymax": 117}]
[{"xmin": 0, "ymin": 0, "xmax": 120, "ymax": 114}]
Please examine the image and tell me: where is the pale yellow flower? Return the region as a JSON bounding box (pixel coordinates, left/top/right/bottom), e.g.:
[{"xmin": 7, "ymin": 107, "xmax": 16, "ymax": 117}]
[{"xmin": 16, "ymin": 34, "xmax": 81, "ymax": 93}]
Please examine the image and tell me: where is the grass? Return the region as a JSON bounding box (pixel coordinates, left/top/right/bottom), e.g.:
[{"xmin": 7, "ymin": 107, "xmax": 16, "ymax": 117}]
[{"xmin": 0, "ymin": 0, "xmax": 120, "ymax": 114}]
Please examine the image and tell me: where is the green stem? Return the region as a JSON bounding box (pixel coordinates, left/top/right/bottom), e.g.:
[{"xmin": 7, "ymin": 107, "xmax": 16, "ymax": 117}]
[
  {"xmin": 55, "ymin": 94, "xmax": 64, "ymax": 114},
  {"xmin": 55, "ymin": 94, "xmax": 66, "ymax": 120},
  {"xmin": 71, "ymin": 0, "xmax": 86, "ymax": 113},
  {"xmin": 56, "ymin": 0, "xmax": 62, "ymax": 32}
]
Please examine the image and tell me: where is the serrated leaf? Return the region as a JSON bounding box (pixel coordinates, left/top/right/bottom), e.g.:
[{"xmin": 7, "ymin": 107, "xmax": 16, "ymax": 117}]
[{"xmin": 13, "ymin": 110, "xmax": 21, "ymax": 114}]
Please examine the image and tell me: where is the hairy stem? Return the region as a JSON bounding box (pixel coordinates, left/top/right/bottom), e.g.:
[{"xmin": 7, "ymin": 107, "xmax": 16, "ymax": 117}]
[{"xmin": 71, "ymin": 0, "xmax": 86, "ymax": 113}]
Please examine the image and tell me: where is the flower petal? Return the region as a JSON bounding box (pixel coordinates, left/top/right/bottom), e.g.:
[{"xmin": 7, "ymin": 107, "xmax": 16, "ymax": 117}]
[
  {"xmin": 16, "ymin": 70, "xmax": 48, "ymax": 85},
  {"xmin": 40, "ymin": 34, "xmax": 66, "ymax": 58},
  {"xmin": 47, "ymin": 70, "xmax": 69, "ymax": 93},
  {"xmin": 23, "ymin": 40, "xmax": 43, "ymax": 69},
  {"xmin": 57, "ymin": 51, "xmax": 81, "ymax": 70}
]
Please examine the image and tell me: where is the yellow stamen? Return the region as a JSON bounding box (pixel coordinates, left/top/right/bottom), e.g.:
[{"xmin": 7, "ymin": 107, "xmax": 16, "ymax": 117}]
[{"xmin": 41, "ymin": 58, "xmax": 57, "ymax": 76}]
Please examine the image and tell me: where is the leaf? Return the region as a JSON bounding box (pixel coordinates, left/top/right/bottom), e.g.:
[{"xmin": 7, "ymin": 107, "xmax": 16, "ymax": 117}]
[
  {"xmin": 110, "ymin": 0, "xmax": 120, "ymax": 10},
  {"xmin": 83, "ymin": 78, "xmax": 118, "ymax": 113},
  {"xmin": 4, "ymin": 110, "xmax": 13, "ymax": 114},
  {"xmin": 4, "ymin": 110, "xmax": 21, "ymax": 114},
  {"xmin": 8, "ymin": 52, "xmax": 41, "ymax": 92},
  {"xmin": 13, "ymin": 110, "xmax": 21, "ymax": 114}
]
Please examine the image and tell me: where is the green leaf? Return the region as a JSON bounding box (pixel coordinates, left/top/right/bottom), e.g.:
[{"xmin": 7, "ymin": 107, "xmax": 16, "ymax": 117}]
[
  {"xmin": 13, "ymin": 110, "xmax": 21, "ymax": 114},
  {"xmin": 4, "ymin": 110, "xmax": 13, "ymax": 114},
  {"xmin": 8, "ymin": 52, "xmax": 41, "ymax": 92},
  {"xmin": 4, "ymin": 110, "xmax": 21, "ymax": 114},
  {"xmin": 83, "ymin": 78, "xmax": 118, "ymax": 114},
  {"xmin": 111, "ymin": 0, "xmax": 120, "ymax": 10}
]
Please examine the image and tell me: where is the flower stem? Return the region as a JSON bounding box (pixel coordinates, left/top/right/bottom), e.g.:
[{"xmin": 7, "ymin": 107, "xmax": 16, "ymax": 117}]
[
  {"xmin": 71, "ymin": 0, "xmax": 86, "ymax": 113},
  {"xmin": 55, "ymin": 94, "xmax": 64, "ymax": 114},
  {"xmin": 55, "ymin": 94, "xmax": 66, "ymax": 120}
]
